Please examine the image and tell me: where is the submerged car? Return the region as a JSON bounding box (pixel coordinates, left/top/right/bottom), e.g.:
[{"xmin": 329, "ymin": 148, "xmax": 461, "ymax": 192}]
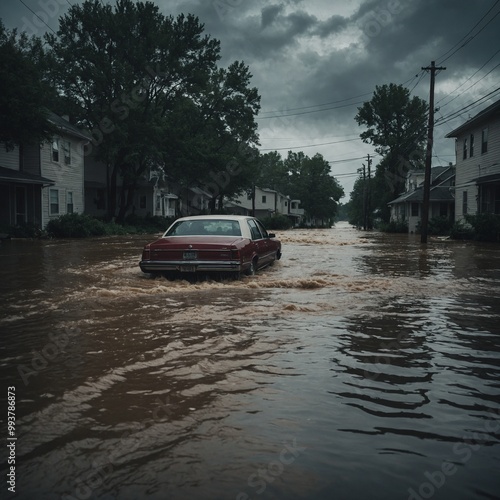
[{"xmin": 139, "ymin": 215, "xmax": 281, "ymax": 277}]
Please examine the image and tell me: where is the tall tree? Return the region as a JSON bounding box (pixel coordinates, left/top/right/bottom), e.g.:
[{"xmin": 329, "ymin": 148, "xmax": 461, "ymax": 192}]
[
  {"xmin": 355, "ymin": 83, "xmax": 428, "ymax": 221},
  {"xmin": 45, "ymin": 0, "xmax": 260, "ymax": 222},
  {"xmin": 0, "ymin": 22, "xmax": 57, "ymax": 150},
  {"xmin": 285, "ymin": 152, "xmax": 344, "ymax": 225}
]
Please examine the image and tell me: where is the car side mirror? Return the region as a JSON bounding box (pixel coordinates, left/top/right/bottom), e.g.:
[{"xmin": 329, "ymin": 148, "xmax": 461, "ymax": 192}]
[{"xmin": 268, "ymin": 233, "xmax": 276, "ymax": 238}]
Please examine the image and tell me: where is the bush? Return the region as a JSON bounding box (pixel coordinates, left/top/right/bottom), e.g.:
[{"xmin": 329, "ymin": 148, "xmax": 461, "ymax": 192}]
[
  {"xmin": 377, "ymin": 219, "xmax": 408, "ymax": 233},
  {"xmin": 450, "ymin": 220, "xmax": 474, "ymax": 240},
  {"xmin": 260, "ymin": 214, "xmax": 293, "ymax": 230},
  {"xmin": 464, "ymin": 213, "xmax": 500, "ymax": 242},
  {"xmin": 416, "ymin": 216, "xmax": 453, "ymax": 236},
  {"xmin": 46, "ymin": 213, "xmax": 107, "ymax": 238}
]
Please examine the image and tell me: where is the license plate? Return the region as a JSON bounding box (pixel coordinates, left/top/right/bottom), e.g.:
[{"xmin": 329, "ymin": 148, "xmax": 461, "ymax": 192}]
[
  {"xmin": 180, "ymin": 265, "xmax": 196, "ymax": 273},
  {"xmin": 183, "ymin": 251, "xmax": 197, "ymax": 260}
]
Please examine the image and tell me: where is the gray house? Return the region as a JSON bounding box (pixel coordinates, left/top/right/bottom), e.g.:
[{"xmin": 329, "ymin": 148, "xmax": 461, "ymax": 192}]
[{"xmin": 388, "ymin": 165, "xmax": 455, "ymax": 233}]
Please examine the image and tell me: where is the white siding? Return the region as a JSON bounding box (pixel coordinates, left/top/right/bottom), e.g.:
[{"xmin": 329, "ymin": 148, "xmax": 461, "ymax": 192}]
[
  {"xmin": 41, "ymin": 133, "xmax": 85, "ymax": 228},
  {"xmin": 454, "ymin": 116, "xmax": 500, "ymax": 220}
]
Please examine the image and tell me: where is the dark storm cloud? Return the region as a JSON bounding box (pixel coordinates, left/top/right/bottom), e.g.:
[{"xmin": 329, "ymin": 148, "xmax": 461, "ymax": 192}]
[{"xmin": 2, "ymin": 0, "xmax": 499, "ymax": 193}]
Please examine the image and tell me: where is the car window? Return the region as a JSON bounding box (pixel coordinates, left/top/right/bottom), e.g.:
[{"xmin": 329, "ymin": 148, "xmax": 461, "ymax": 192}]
[
  {"xmin": 256, "ymin": 220, "xmax": 269, "ymax": 238},
  {"xmin": 247, "ymin": 219, "xmax": 263, "ymax": 240},
  {"xmin": 165, "ymin": 219, "xmax": 242, "ymax": 236}
]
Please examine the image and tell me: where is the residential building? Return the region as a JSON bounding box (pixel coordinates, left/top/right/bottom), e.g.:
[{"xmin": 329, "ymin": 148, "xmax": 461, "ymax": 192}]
[
  {"xmin": 445, "ymin": 99, "xmax": 500, "ymax": 220},
  {"xmin": 388, "ymin": 165, "xmax": 455, "ymax": 233},
  {"xmin": 225, "ymin": 187, "xmax": 304, "ymax": 225},
  {"xmin": 0, "ymin": 112, "xmax": 89, "ymax": 229}
]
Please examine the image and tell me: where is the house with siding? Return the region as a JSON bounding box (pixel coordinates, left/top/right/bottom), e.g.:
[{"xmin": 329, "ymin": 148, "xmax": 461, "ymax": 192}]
[
  {"xmin": 388, "ymin": 165, "xmax": 455, "ymax": 233},
  {"xmin": 225, "ymin": 186, "xmax": 304, "ymax": 224},
  {"xmin": 445, "ymin": 99, "xmax": 500, "ymax": 220},
  {"xmin": 0, "ymin": 112, "xmax": 89, "ymax": 229}
]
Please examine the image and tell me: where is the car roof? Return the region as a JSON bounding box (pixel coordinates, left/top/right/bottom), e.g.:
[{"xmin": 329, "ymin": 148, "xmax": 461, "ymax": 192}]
[{"xmin": 174, "ymin": 215, "xmax": 255, "ymax": 222}]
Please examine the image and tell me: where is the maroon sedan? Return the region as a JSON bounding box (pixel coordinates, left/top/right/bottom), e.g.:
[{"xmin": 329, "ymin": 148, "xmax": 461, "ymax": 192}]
[{"xmin": 139, "ymin": 215, "xmax": 281, "ymax": 277}]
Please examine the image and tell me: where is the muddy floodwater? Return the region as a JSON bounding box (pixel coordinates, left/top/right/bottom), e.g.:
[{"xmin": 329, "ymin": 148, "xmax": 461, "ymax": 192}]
[{"xmin": 1, "ymin": 222, "xmax": 499, "ymax": 500}]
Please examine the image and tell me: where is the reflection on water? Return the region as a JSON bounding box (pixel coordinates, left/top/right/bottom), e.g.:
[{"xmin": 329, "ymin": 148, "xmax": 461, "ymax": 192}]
[{"xmin": 0, "ymin": 223, "xmax": 499, "ymax": 500}]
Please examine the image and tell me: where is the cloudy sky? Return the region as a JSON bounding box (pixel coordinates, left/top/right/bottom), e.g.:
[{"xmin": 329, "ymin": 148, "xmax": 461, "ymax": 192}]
[{"xmin": 2, "ymin": 0, "xmax": 500, "ymax": 197}]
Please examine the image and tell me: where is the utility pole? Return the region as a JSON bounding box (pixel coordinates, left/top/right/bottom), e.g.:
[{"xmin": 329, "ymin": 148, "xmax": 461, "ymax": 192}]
[
  {"xmin": 421, "ymin": 60, "xmax": 446, "ymax": 243},
  {"xmin": 367, "ymin": 154, "xmax": 372, "ymax": 229},
  {"xmin": 361, "ymin": 163, "xmax": 367, "ymax": 230}
]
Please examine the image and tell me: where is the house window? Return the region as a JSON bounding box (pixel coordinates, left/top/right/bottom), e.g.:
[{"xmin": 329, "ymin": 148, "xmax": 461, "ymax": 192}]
[
  {"xmin": 439, "ymin": 203, "xmax": 448, "ymax": 217},
  {"xmin": 262, "ymin": 195, "xmax": 267, "ymax": 204},
  {"xmin": 285, "ymin": 201, "xmax": 288, "ymax": 207},
  {"xmin": 50, "ymin": 189, "xmax": 59, "ymax": 215},
  {"xmin": 140, "ymin": 195, "xmax": 146, "ymax": 209},
  {"xmin": 481, "ymin": 128, "xmax": 488, "ymax": 154},
  {"xmin": 63, "ymin": 141, "xmax": 71, "ymax": 164},
  {"xmin": 462, "ymin": 138, "xmax": 467, "ymax": 160},
  {"xmin": 156, "ymin": 195, "xmax": 161, "ymax": 211},
  {"xmin": 469, "ymin": 134, "xmax": 474, "ymax": 157},
  {"xmin": 462, "ymin": 191, "xmax": 468, "ymax": 215},
  {"xmin": 52, "ymin": 139, "xmax": 59, "ymax": 162},
  {"xmin": 411, "ymin": 203, "xmax": 419, "ymax": 217},
  {"xmin": 67, "ymin": 191, "xmax": 74, "ymax": 213}
]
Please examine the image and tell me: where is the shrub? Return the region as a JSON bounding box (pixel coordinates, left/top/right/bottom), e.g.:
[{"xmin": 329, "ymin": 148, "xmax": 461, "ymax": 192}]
[
  {"xmin": 450, "ymin": 220, "xmax": 474, "ymax": 240},
  {"xmin": 377, "ymin": 219, "xmax": 408, "ymax": 233},
  {"xmin": 416, "ymin": 216, "xmax": 453, "ymax": 236},
  {"xmin": 464, "ymin": 213, "xmax": 500, "ymax": 242},
  {"xmin": 260, "ymin": 214, "xmax": 293, "ymax": 230},
  {"xmin": 46, "ymin": 213, "xmax": 107, "ymax": 238}
]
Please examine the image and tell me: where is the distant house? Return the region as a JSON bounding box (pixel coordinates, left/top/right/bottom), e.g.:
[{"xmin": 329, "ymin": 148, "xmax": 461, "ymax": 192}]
[
  {"xmin": 0, "ymin": 112, "xmax": 89, "ymax": 229},
  {"xmin": 225, "ymin": 186, "xmax": 304, "ymax": 225},
  {"xmin": 388, "ymin": 165, "xmax": 455, "ymax": 233},
  {"xmin": 445, "ymin": 99, "xmax": 500, "ymax": 220}
]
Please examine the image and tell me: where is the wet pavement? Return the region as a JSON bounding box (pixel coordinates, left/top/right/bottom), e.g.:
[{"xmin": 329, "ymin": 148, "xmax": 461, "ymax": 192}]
[{"xmin": 0, "ymin": 222, "xmax": 499, "ymax": 499}]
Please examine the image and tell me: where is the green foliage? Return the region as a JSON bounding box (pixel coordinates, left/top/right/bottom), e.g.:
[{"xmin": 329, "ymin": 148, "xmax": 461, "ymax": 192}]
[
  {"xmin": 45, "ymin": 213, "xmax": 173, "ymax": 238},
  {"xmin": 353, "ymin": 84, "xmax": 428, "ymax": 223},
  {"xmin": 464, "ymin": 213, "xmax": 500, "ymax": 242},
  {"xmin": 260, "ymin": 214, "xmax": 293, "ymax": 230},
  {"xmin": 450, "ymin": 220, "xmax": 474, "ymax": 240},
  {"xmin": 285, "ymin": 152, "xmax": 344, "ymax": 221},
  {"xmin": 0, "ymin": 22, "xmax": 58, "ymax": 150},
  {"xmin": 416, "ymin": 216, "xmax": 453, "ymax": 236},
  {"xmin": 0, "ymin": 222, "xmax": 45, "ymax": 239},
  {"xmin": 44, "ymin": 0, "xmax": 260, "ymax": 222},
  {"xmin": 377, "ymin": 219, "xmax": 408, "ymax": 233},
  {"xmin": 46, "ymin": 213, "xmax": 108, "ymax": 238}
]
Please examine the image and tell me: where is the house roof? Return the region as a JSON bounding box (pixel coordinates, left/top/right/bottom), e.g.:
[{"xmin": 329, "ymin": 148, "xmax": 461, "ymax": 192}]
[
  {"xmin": 47, "ymin": 111, "xmax": 91, "ymax": 141},
  {"xmin": 388, "ymin": 185, "xmax": 454, "ymax": 205},
  {"xmin": 445, "ymin": 99, "xmax": 500, "ymax": 138},
  {"xmin": 0, "ymin": 166, "xmax": 54, "ymax": 186}
]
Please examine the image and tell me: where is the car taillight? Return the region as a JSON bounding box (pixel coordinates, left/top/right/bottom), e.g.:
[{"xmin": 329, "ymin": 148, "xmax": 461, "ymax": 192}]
[
  {"xmin": 142, "ymin": 247, "xmax": 151, "ymax": 260},
  {"xmin": 231, "ymin": 249, "xmax": 241, "ymax": 260}
]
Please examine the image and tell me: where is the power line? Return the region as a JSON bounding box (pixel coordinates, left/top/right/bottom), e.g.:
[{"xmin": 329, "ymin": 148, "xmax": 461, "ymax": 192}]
[
  {"xmin": 436, "ymin": 0, "xmax": 500, "ymax": 65},
  {"xmin": 18, "ymin": 0, "xmax": 58, "ymax": 34},
  {"xmin": 260, "ymin": 137, "xmax": 361, "ymax": 151},
  {"xmin": 435, "ymin": 86, "xmax": 500, "ymax": 126}
]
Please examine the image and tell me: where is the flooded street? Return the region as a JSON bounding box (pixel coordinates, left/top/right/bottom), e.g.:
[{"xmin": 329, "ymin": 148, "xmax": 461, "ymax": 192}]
[{"xmin": 1, "ymin": 222, "xmax": 500, "ymax": 500}]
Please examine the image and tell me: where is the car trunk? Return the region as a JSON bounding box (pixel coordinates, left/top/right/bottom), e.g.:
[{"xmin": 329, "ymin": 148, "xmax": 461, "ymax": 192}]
[{"xmin": 149, "ymin": 236, "xmax": 244, "ymax": 261}]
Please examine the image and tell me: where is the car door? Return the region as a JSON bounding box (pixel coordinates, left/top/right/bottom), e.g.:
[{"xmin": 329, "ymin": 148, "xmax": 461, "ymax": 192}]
[
  {"xmin": 248, "ymin": 219, "xmax": 274, "ymax": 266},
  {"xmin": 246, "ymin": 219, "xmax": 268, "ymax": 267}
]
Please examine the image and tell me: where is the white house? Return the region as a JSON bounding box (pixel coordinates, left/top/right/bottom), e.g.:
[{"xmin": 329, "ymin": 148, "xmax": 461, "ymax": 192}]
[
  {"xmin": 226, "ymin": 186, "xmax": 304, "ymax": 224},
  {"xmin": 0, "ymin": 112, "xmax": 89, "ymax": 229},
  {"xmin": 42, "ymin": 112, "xmax": 89, "ymax": 227},
  {"xmin": 445, "ymin": 99, "xmax": 500, "ymax": 220}
]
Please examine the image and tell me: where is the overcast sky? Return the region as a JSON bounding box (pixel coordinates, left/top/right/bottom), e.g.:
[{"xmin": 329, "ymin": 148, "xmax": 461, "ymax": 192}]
[{"xmin": 2, "ymin": 0, "xmax": 500, "ymax": 197}]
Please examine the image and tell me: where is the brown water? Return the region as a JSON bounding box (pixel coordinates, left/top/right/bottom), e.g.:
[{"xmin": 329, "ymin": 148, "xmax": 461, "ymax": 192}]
[{"xmin": 1, "ymin": 222, "xmax": 499, "ymax": 500}]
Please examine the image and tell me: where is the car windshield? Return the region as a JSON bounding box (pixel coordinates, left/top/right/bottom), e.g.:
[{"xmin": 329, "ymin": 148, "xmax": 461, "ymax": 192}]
[{"xmin": 165, "ymin": 219, "xmax": 242, "ymax": 237}]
